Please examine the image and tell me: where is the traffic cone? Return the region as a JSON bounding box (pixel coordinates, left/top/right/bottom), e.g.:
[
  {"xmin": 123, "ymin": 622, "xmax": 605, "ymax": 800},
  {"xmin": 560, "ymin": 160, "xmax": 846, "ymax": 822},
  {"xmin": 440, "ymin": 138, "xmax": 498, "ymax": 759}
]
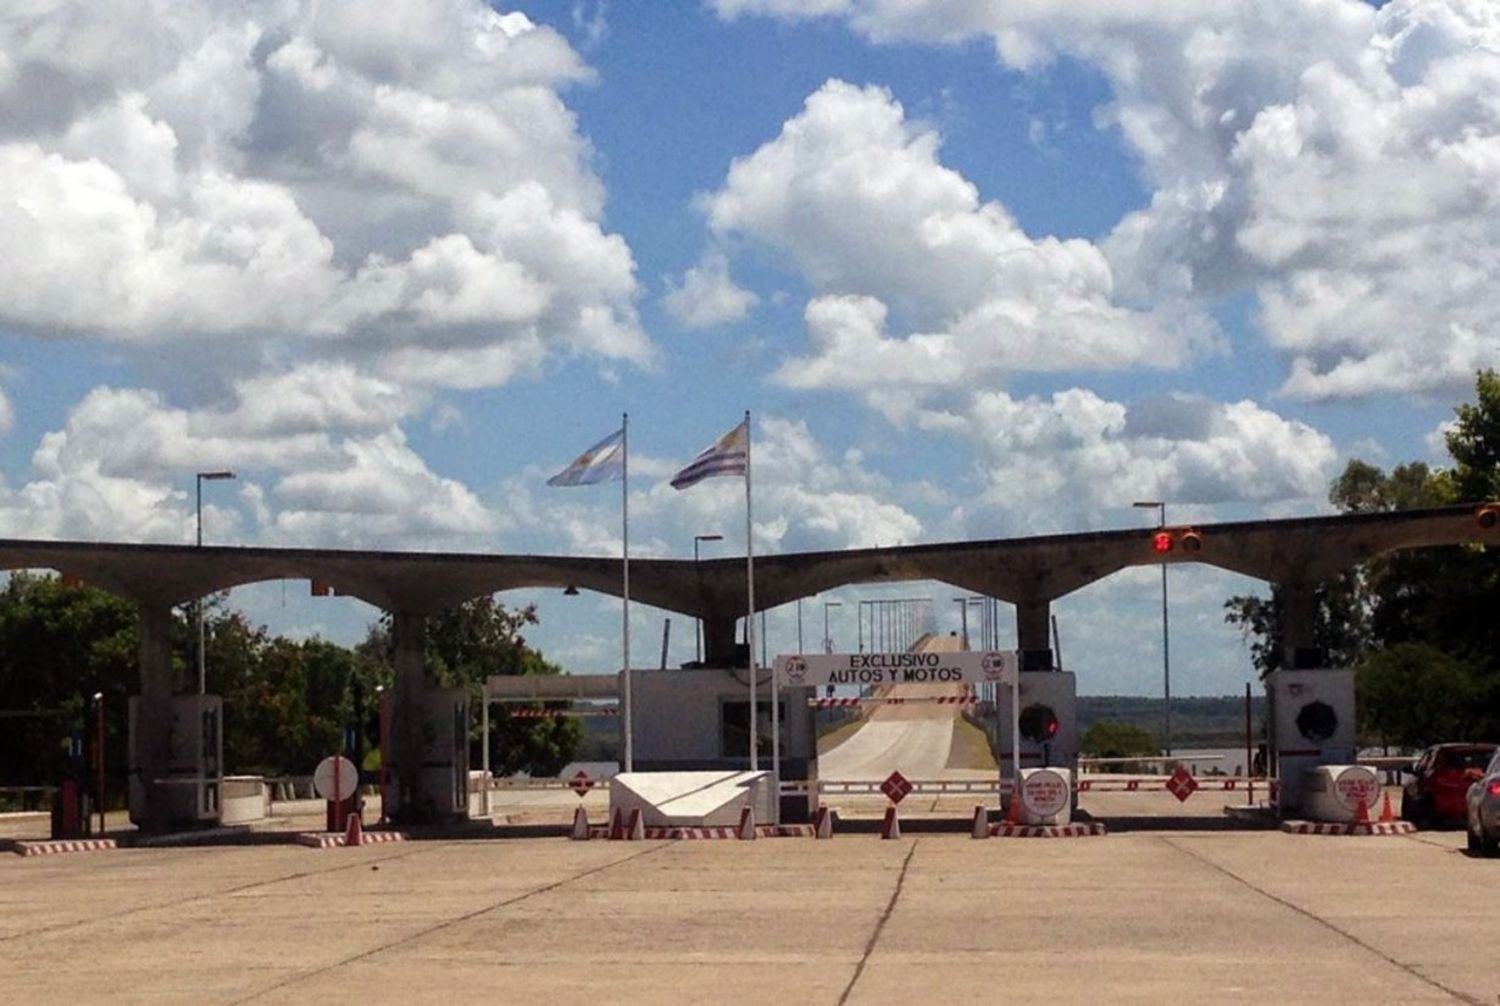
[
  {"xmin": 737, "ymin": 804, "xmax": 756, "ymax": 841},
  {"xmin": 1353, "ymin": 797, "xmax": 1370, "ymax": 824},
  {"xmin": 608, "ymin": 807, "xmax": 625, "ymax": 841},
  {"xmin": 971, "ymin": 805, "xmax": 989, "ymax": 840},
  {"xmin": 813, "ymin": 806, "xmax": 833, "ymax": 840},
  {"xmin": 881, "ymin": 805, "xmax": 901, "ymax": 840},
  {"xmin": 1379, "ymin": 793, "xmax": 1395, "ymax": 824},
  {"xmin": 627, "ymin": 808, "xmax": 645, "ymax": 841},
  {"xmin": 343, "ymin": 810, "xmax": 363, "ymax": 848},
  {"xmin": 1005, "ymin": 783, "xmax": 1022, "ymax": 826},
  {"xmin": 571, "ymin": 805, "xmax": 590, "ymax": 841}
]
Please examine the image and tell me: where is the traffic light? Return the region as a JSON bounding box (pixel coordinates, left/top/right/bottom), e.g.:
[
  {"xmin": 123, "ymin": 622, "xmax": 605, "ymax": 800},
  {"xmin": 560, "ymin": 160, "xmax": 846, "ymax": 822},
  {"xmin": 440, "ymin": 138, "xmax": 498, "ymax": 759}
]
[
  {"xmin": 1476, "ymin": 504, "xmax": 1499, "ymax": 529},
  {"xmin": 1019, "ymin": 703, "xmax": 1060, "ymax": 743},
  {"xmin": 1149, "ymin": 528, "xmax": 1203, "ymax": 553}
]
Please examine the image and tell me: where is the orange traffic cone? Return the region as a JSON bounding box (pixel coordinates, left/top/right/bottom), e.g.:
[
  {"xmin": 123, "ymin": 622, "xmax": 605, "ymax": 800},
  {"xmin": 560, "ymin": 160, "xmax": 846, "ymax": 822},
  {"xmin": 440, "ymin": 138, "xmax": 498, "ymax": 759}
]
[
  {"xmin": 737, "ymin": 804, "xmax": 756, "ymax": 841},
  {"xmin": 627, "ymin": 808, "xmax": 645, "ymax": 841},
  {"xmin": 1353, "ymin": 797, "xmax": 1370, "ymax": 824},
  {"xmin": 1005, "ymin": 783, "xmax": 1022, "ymax": 825},
  {"xmin": 344, "ymin": 810, "xmax": 363, "ymax": 848},
  {"xmin": 571, "ymin": 805, "xmax": 590, "ymax": 841},
  {"xmin": 971, "ymin": 805, "xmax": 989, "ymax": 840},
  {"xmin": 608, "ymin": 807, "xmax": 625, "ymax": 841},
  {"xmin": 813, "ymin": 806, "xmax": 833, "ymax": 840},
  {"xmin": 1379, "ymin": 793, "xmax": 1395, "ymax": 824}
]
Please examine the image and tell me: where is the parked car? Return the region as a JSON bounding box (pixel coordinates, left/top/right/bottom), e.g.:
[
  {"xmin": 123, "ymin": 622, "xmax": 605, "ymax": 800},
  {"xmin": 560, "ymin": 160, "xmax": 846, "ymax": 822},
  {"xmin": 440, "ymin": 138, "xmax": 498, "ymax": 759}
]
[
  {"xmin": 1467, "ymin": 749, "xmax": 1500, "ymax": 857},
  {"xmin": 1402, "ymin": 742, "xmax": 1497, "ymax": 826}
]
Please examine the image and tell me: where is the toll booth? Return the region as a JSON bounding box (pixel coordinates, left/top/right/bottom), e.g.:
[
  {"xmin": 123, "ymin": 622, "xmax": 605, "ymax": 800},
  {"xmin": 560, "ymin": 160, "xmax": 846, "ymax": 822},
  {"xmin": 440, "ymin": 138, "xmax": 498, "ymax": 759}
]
[
  {"xmin": 630, "ymin": 668, "xmax": 817, "ymax": 822},
  {"xmin": 995, "ymin": 670, "xmax": 1079, "ymax": 783},
  {"xmin": 384, "ymin": 687, "xmax": 470, "ymax": 822},
  {"xmin": 127, "ymin": 694, "xmax": 222, "ymax": 827},
  {"xmin": 1266, "ymin": 668, "xmax": 1357, "ymax": 814}
]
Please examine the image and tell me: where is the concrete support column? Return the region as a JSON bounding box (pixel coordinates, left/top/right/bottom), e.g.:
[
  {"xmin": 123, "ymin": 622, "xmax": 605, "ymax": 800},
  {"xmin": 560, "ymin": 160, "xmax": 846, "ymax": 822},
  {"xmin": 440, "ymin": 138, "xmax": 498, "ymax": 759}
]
[
  {"xmin": 1276, "ymin": 581, "xmax": 1323, "ymax": 669},
  {"xmin": 700, "ymin": 611, "xmax": 740, "ymax": 668},
  {"xmin": 389, "ymin": 609, "xmax": 427, "ymax": 824},
  {"xmin": 132, "ymin": 602, "xmax": 175, "ymax": 830},
  {"xmin": 1015, "ymin": 597, "xmax": 1054, "ymax": 671}
]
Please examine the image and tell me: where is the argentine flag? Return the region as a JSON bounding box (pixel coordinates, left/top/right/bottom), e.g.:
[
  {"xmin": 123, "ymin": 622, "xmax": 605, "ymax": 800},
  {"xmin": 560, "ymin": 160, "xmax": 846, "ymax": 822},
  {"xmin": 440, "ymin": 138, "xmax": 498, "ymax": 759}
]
[{"xmin": 547, "ymin": 427, "xmax": 625, "ymax": 486}]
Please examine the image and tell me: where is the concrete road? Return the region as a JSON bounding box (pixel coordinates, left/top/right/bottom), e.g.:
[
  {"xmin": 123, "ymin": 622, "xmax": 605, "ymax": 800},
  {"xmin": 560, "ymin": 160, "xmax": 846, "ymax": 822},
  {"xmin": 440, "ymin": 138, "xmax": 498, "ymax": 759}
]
[{"xmin": 1, "ymin": 826, "xmax": 1494, "ymax": 1004}]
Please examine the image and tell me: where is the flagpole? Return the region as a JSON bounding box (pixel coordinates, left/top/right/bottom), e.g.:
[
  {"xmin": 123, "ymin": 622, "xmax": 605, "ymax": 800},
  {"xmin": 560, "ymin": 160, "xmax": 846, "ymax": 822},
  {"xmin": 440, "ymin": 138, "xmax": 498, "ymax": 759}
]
[
  {"xmin": 622, "ymin": 412, "xmax": 633, "ymax": 774},
  {"xmin": 744, "ymin": 411, "xmax": 757, "ymax": 775}
]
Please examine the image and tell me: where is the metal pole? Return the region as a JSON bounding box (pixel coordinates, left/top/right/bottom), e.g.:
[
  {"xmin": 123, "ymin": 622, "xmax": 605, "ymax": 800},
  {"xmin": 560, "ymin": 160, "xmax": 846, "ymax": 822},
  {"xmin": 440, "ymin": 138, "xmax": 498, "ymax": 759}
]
[
  {"xmin": 93, "ymin": 692, "xmax": 105, "ymax": 833},
  {"xmin": 1159, "ymin": 507, "xmax": 1172, "ymax": 756},
  {"xmin": 956, "ymin": 598, "xmax": 968, "ymax": 649},
  {"xmin": 1245, "ymin": 681, "xmax": 1254, "ymax": 807},
  {"xmin": 797, "ymin": 599, "xmax": 803, "ymax": 655},
  {"xmin": 481, "ymin": 685, "xmax": 491, "ymax": 817},
  {"xmin": 196, "ymin": 475, "xmax": 204, "ymax": 696}
]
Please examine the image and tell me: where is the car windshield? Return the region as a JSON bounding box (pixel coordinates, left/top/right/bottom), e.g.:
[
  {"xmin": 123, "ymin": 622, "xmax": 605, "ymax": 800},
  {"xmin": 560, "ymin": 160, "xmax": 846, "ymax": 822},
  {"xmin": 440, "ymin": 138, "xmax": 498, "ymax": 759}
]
[{"xmin": 1442, "ymin": 748, "xmax": 1498, "ymax": 771}]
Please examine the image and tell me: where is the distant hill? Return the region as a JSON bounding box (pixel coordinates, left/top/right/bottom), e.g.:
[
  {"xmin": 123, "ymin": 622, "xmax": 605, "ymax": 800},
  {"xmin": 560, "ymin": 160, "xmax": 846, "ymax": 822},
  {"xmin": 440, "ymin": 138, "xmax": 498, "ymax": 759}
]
[{"xmin": 1079, "ymin": 695, "xmax": 1264, "ymax": 748}]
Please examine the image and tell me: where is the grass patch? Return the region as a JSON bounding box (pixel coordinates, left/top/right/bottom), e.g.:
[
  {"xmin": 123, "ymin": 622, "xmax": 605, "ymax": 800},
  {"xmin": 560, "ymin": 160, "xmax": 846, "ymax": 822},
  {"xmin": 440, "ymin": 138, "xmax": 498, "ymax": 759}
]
[{"xmin": 947, "ymin": 715, "xmax": 998, "ymax": 770}]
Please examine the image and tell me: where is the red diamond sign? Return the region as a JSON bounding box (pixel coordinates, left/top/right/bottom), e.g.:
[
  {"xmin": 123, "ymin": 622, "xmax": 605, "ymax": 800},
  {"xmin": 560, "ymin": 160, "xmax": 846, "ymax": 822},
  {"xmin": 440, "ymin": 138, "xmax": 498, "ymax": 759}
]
[
  {"xmin": 880, "ymin": 771, "xmax": 913, "ymax": 805},
  {"xmin": 569, "ymin": 770, "xmax": 593, "ymax": 799},
  {"xmin": 1166, "ymin": 765, "xmax": 1199, "ymax": 803}
]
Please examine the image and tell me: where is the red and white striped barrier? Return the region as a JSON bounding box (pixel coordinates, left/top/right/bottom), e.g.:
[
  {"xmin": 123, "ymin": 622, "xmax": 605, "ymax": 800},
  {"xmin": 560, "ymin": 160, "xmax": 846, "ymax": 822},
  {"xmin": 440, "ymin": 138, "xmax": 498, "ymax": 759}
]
[
  {"xmin": 583, "ymin": 823, "xmax": 817, "ymax": 840},
  {"xmin": 808, "ymin": 696, "xmax": 978, "ymax": 708},
  {"xmin": 11, "ymin": 838, "xmax": 117, "ymax": 856},
  {"xmin": 1279, "ymin": 820, "xmax": 1416, "ymax": 837},
  {"xmin": 507, "ymin": 707, "xmax": 619, "ymax": 718},
  {"xmin": 294, "ymin": 830, "xmax": 407, "ymax": 849},
  {"xmin": 991, "ymin": 822, "xmax": 1107, "ymax": 838},
  {"xmin": 1076, "ymin": 777, "xmax": 1260, "ymax": 794}
]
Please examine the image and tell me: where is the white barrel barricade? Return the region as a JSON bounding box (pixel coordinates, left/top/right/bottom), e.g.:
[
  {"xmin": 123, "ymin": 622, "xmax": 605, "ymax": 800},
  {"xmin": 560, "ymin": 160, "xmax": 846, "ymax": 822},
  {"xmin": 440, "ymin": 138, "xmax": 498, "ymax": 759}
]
[
  {"xmin": 1299, "ymin": 765, "xmax": 1380, "ymax": 822},
  {"xmin": 1018, "ymin": 768, "xmax": 1072, "ymax": 826}
]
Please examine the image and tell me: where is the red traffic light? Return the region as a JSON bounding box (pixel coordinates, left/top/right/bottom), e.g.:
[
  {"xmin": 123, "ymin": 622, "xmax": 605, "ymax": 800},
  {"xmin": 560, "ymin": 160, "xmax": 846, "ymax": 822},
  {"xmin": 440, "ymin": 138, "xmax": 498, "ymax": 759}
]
[
  {"xmin": 1152, "ymin": 531, "xmax": 1173, "ymax": 554},
  {"xmin": 1179, "ymin": 529, "xmax": 1202, "ymax": 551}
]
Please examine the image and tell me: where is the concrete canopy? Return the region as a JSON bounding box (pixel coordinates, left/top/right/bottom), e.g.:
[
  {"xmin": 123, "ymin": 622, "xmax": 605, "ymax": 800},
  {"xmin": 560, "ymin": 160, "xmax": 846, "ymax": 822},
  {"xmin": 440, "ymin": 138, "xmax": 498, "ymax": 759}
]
[{"xmin": 0, "ymin": 503, "xmax": 1490, "ymax": 618}]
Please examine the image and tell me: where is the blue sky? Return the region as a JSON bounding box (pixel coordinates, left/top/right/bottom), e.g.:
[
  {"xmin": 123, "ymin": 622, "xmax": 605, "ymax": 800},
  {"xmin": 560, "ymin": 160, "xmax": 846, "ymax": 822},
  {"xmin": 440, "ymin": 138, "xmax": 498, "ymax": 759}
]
[{"xmin": 1, "ymin": 0, "xmax": 1496, "ymax": 696}]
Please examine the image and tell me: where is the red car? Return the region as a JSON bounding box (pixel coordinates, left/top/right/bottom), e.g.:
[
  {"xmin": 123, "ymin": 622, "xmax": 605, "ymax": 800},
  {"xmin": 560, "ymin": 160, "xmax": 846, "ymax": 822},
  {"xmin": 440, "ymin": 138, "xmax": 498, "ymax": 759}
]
[{"xmin": 1403, "ymin": 743, "xmax": 1498, "ymax": 825}]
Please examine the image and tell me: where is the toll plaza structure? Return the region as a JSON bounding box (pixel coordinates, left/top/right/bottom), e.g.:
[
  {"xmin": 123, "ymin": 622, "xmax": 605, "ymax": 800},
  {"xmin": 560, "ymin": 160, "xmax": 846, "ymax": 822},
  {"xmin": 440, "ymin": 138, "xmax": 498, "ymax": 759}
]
[{"xmin": 0, "ymin": 502, "xmax": 1494, "ymax": 830}]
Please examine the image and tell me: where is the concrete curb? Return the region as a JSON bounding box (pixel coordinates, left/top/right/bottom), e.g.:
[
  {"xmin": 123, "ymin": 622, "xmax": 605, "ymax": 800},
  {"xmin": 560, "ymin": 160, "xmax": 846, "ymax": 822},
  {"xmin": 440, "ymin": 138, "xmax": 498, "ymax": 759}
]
[
  {"xmin": 990, "ymin": 823, "xmax": 1108, "ymax": 838},
  {"xmin": 294, "ymin": 830, "xmax": 409, "ymax": 849},
  {"xmin": 585, "ymin": 824, "xmax": 816, "ymax": 840},
  {"xmin": 8, "ymin": 838, "xmax": 118, "ymax": 856},
  {"xmin": 1279, "ymin": 820, "xmax": 1417, "ymax": 836}
]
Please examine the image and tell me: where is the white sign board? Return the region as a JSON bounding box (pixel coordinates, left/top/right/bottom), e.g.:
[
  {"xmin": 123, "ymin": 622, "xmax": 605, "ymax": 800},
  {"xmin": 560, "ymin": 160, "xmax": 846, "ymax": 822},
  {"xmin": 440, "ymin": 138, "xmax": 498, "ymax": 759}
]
[
  {"xmin": 313, "ymin": 755, "xmax": 359, "ymax": 802},
  {"xmin": 774, "ymin": 650, "xmax": 1017, "ymax": 688}
]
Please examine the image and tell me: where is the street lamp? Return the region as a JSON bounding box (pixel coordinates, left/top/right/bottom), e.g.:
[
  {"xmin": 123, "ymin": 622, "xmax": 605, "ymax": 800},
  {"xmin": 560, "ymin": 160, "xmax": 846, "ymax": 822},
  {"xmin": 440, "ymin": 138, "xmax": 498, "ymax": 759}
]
[
  {"xmin": 195, "ymin": 470, "xmax": 236, "ymax": 695},
  {"xmin": 692, "ymin": 533, "xmax": 723, "ymax": 663},
  {"xmin": 1133, "ymin": 500, "xmax": 1171, "ymax": 755},
  {"xmin": 823, "ymin": 600, "xmax": 843, "ymax": 654}
]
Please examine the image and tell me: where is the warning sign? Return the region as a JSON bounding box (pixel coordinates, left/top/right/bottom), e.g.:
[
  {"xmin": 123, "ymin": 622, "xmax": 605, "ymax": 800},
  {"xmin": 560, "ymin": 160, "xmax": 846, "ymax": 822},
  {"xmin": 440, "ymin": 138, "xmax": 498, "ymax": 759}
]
[
  {"xmin": 880, "ymin": 771, "xmax": 913, "ymax": 805},
  {"xmin": 1020, "ymin": 770, "xmax": 1069, "ymax": 818},
  {"xmin": 569, "ymin": 770, "xmax": 593, "ymax": 799},
  {"xmin": 1166, "ymin": 765, "xmax": 1199, "ymax": 803}
]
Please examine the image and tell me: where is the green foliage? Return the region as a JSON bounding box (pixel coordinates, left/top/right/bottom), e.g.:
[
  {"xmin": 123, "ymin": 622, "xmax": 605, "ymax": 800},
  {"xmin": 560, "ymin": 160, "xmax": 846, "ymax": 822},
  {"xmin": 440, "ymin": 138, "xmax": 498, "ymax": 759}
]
[
  {"xmin": 0, "ymin": 574, "xmax": 139, "ymax": 795},
  {"xmin": 1357, "ymin": 643, "xmax": 1491, "ymax": 748},
  {"xmin": 1080, "ymin": 721, "xmax": 1159, "ymax": 758},
  {"xmin": 0, "ymin": 575, "xmax": 578, "ymax": 789}
]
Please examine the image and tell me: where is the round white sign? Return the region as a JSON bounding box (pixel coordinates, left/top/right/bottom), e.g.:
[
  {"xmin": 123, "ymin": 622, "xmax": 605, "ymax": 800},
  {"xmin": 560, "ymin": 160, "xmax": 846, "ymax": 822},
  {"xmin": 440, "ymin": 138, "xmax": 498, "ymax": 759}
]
[
  {"xmin": 313, "ymin": 755, "xmax": 359, "ymax": 802},
  {"xmin": 1333, "ymin": 766, "xmax": 1380, "ymax": 811},
  {"xmin": 1021, "ymin": 769, "xmax": 1070, "ymax": 818}
]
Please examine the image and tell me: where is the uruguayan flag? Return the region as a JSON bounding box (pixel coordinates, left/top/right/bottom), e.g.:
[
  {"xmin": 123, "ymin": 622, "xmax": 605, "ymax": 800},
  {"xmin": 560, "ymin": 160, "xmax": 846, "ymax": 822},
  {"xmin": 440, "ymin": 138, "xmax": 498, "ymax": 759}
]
[
  {"xmin": 547, "ymin": 428, "xmax": 625, "ymax": 486},
  {"xmin": 670, "ymin": 419, "xmax": 748, "ymax": 489}
]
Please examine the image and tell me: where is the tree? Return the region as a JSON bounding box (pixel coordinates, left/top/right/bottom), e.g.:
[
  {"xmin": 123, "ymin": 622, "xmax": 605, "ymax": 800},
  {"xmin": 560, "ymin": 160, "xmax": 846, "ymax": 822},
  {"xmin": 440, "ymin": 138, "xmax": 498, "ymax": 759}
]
[
  {"xmin": 1080, "ymin": 721, "xmax": 1159, "ymax": 759},
  {"xmin": 1357, "ymin": 644, "xmax": 1486, "ymax": 748}
]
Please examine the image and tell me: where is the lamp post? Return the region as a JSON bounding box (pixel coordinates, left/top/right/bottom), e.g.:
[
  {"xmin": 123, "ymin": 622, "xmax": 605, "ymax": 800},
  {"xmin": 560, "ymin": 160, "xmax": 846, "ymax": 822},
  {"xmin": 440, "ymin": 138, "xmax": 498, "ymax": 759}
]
[
  {"xmin": 1134, "ymin": 500, "xmax": 1171, "ymax": 755},
  {"xmin": 195, "ymin": 470, "xmax": 236, "ymax": 695},
  {"xmin": 692, "ymin": 533, "xmax": 723, "ymax": 663},
  {"xmin": 823, "ymin": 600, "xmax": 842, "ymax": 654}
]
